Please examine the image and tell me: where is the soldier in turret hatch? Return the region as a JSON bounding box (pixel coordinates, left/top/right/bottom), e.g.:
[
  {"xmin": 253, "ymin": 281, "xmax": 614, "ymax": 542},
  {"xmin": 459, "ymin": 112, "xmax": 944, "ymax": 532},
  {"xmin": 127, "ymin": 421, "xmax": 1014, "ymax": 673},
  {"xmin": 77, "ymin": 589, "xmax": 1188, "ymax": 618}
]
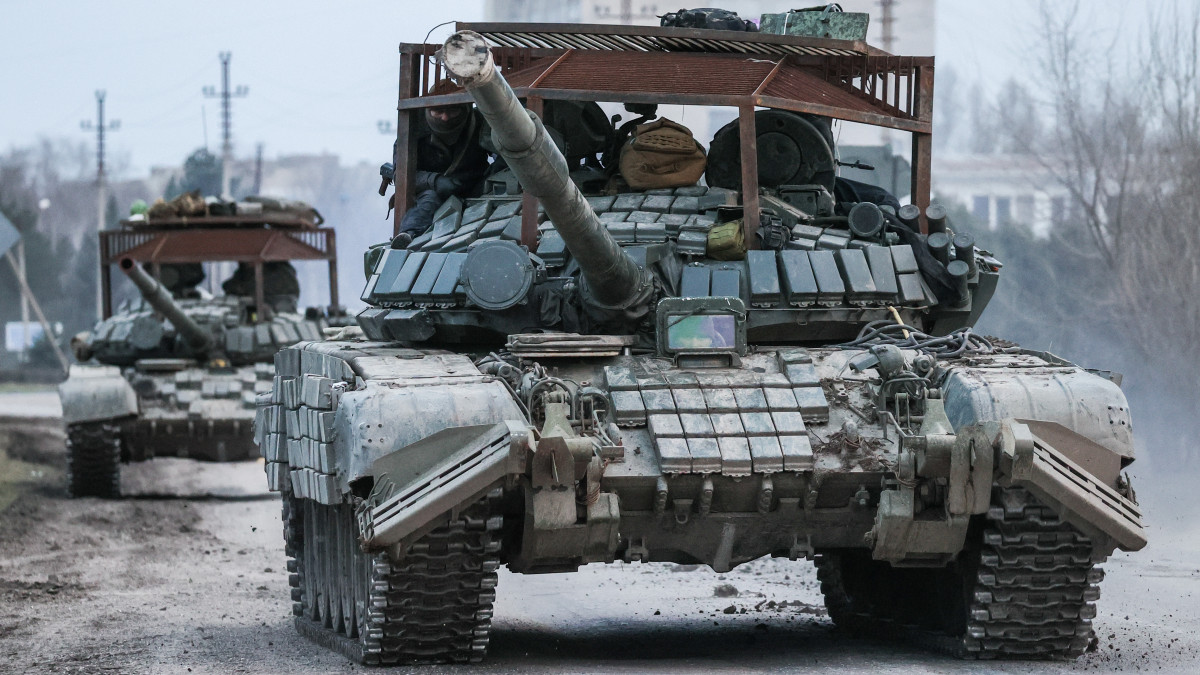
[
  {"xmin": 834, "ymin": 177, "xmax": 902, "ymax": 214},
  {"xmin": 380, "ymin": 79, "xmax": 492, "ymax": 249},
  {"xmin": 144, "ymin": 262, "xmax": 205, "ymax": 299},
  {"xmin": 221, "ymin": 262, "xmax": 301, "ymax": 313}
]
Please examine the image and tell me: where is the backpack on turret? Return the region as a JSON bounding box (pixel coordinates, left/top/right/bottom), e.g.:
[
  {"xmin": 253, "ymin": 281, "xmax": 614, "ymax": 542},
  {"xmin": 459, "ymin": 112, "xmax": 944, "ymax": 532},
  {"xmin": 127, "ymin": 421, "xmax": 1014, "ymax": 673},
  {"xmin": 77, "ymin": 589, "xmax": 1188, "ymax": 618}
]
[
  {"xmin": 659, "ymin": 8, "xmax": 758, "ymax": 32},
  {"xmin": 618, "ymin": 118, "xmax": 707, "ymax": 190}
]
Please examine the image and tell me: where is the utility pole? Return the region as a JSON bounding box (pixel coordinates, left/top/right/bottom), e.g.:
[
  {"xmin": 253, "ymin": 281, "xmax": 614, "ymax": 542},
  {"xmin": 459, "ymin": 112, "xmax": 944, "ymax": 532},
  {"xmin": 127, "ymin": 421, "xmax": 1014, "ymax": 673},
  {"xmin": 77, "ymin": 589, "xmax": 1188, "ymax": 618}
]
[
  {"xmin": 81, "ymin": 90, "xmax": 119, "ymax": 322},
  {"xmin": 878, "ymin": 0, "xmax": 897, "ymax": 147},
  {"xmin": 252, "ymin": 143, "xmax": 264, "ymax": 195},
  {"xmin": 16, "ymin": 237, "xmax": 27, "ymax": 363},
  {"xmin": 4, "ymin": 249, "xmax": 71, "ymax": 374},
  {"xmin": 203, "ymin": 52, "xmax": 248, "ymax": 198},
  {"xmin": 18, "ymin": 199, "xmax": 51, "ymax": 363},
  {"xmin": 878, "ymin": 0, "xmax": 897, "ymax": 52}
]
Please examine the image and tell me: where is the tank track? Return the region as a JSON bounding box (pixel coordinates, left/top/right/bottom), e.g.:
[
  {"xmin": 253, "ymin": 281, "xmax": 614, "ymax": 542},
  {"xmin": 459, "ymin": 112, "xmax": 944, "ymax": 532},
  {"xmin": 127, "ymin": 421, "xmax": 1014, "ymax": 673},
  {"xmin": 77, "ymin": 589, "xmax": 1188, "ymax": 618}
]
[
  {"xmin": 65, "ymin": 421, "xmax": 122, "ymax": 498},
  {"xmin": 284, "ymin": 489, "xmax": 502, "ymax": 665},
  {"xmin": 816, "ymin": 487, "xmax": 1102, "ymax": 659}
]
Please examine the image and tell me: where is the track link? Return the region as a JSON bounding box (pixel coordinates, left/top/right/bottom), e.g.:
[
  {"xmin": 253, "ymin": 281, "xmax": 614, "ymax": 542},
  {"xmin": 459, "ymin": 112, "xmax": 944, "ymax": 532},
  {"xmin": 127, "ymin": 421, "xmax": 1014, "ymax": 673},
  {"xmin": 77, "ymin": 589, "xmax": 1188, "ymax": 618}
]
[
  {"xmin": 284, "ymin": 489, "xmax": 502, "ymax": 665},
  {"xmin": 962, "ymin": 488, "xmax": 1101, "ymax": 658},
  {"xmin": 65, "ymin": 421, "xmax": 122, "ymax": 498},
  {"xmin": 816, "ymin": 487, "xmax": 1101, "ymax": 659}
]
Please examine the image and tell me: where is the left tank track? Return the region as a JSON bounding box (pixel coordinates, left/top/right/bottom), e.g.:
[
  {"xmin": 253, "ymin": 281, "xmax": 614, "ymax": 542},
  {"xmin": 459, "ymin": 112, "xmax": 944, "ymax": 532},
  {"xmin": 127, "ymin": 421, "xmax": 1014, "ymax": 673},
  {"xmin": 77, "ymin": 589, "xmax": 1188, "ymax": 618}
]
[
  {"xmin": 282, "ymin": 489, "xmax": 502, "ymax": 665},
  {"xmin": 65, "ymin": 421, "xmax": 122, "ymax": 498}
]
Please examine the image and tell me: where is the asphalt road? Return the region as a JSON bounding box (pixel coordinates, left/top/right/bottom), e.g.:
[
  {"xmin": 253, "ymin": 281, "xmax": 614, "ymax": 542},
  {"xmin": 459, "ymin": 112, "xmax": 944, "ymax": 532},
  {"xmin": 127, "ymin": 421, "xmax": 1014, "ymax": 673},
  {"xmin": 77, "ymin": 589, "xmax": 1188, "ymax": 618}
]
[{"xmin": 1, "ymin": 396, "xmax": 1198, "ymax": 674}]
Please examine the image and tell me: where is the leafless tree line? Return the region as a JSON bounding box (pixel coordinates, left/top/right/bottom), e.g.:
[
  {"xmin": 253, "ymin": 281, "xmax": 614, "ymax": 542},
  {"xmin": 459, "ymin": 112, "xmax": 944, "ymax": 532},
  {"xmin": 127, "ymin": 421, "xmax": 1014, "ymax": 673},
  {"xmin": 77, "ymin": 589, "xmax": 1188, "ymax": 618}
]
[{"xmin": 983, "ymin": 2, "xmax": 1200, "ymax": 466}]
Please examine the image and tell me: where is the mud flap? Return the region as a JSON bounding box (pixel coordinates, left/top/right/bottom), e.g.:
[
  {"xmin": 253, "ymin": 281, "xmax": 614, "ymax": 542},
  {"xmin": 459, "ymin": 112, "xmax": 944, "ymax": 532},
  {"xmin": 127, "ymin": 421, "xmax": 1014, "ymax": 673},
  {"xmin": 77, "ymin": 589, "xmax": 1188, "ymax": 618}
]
[
  {"xmin": 996, "ymin": 419, "xmax": 1146, "ymax": 554},
  {"xmin": 357, "ymin": 421, "xmax": 529, "ymax": 552}
]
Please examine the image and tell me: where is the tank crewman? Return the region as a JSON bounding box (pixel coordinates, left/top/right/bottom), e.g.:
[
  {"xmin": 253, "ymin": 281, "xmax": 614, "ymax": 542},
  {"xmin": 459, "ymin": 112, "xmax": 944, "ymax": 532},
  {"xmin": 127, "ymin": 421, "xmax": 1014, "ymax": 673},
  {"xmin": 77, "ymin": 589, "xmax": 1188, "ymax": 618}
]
[
  {"xmin": 145, "ymin": 262, "xmax": 206, "ymax": 299},
  {"xmin": 380, "ymin": 79, "xmax": 492, "ymax": 249},
  {"xmin": 834, "ymin": 177, "xmax": 902, "ymax": 213},
  {"xmin": 222, "ymin": 262, "xmax": 301, "ymax": 313}
]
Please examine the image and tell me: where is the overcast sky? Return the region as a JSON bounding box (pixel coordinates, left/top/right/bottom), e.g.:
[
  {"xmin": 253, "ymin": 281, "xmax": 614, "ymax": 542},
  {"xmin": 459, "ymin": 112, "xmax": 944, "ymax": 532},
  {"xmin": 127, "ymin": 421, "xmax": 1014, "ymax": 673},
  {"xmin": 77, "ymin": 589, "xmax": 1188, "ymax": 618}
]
[{"xmin": 0, "ymin": 0, "xmax": 1146, "ymax": 178}]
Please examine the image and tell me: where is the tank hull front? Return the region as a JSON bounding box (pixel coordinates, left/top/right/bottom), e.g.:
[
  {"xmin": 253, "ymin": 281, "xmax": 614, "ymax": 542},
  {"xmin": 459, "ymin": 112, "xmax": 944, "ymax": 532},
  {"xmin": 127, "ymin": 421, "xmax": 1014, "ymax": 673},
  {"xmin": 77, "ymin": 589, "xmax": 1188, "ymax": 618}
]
[
  {"xmin": 61, "ymin": 361, "xmax": 273, "ymax": 464},
  {"xmin": 121, "ymin": 362, "xmax": 273, "ymax": 462}
]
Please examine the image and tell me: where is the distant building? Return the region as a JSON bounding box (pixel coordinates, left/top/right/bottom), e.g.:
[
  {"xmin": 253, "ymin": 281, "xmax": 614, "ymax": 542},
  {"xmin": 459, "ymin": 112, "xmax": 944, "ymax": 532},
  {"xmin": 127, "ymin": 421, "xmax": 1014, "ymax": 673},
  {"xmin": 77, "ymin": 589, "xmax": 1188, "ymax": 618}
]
[{"xmin": 932, "ymin": 154, "xmax": 1069, "ymax": 236}]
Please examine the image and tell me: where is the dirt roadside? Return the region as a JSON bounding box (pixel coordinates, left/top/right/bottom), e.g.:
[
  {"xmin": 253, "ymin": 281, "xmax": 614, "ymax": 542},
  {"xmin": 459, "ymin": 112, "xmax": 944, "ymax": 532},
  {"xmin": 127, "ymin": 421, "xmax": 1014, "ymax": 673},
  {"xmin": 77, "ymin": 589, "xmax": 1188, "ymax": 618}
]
[{"xmin": 1, "ymin": 412, "xmax": 1198, "ymax": 675}]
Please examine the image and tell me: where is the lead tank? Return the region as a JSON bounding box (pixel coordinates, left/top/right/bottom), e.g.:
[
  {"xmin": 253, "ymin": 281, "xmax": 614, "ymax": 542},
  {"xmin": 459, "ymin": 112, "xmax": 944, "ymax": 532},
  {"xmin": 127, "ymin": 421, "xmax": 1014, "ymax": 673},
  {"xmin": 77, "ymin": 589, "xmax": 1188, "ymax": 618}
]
[
  {"xmin": 61, "ymin": 211, "xmax": 342, "ymax": 498},
  {"xmin": 257, "ymin": 27, "xmax": 1146, "ymax": 664}
]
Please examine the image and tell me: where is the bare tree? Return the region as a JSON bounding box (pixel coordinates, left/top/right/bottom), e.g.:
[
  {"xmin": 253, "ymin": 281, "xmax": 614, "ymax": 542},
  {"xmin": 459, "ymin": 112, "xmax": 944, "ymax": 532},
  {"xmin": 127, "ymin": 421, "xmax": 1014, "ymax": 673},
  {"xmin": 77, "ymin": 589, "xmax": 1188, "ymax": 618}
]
[{"xmin": 1017, "ymin": 2, "xmax": 1200, "ymax": 464}]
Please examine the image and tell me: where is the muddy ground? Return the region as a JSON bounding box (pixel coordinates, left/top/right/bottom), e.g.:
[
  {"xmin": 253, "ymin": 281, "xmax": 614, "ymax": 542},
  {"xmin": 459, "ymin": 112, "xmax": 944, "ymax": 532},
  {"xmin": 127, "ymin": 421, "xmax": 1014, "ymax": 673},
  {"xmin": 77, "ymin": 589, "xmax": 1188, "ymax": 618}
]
[{"xmin": 1, "ymin": 396, "xmax": 1199, "ymax": 674}]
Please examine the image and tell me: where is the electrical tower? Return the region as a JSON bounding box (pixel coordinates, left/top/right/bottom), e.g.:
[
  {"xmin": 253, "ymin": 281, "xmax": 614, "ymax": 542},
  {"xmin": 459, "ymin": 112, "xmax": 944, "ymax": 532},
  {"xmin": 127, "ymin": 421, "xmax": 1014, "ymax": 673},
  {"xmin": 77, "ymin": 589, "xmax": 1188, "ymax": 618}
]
[
  {"xmin": 203, "ymin": 52, "xmax": 248, "ymax": 197},
  {"xmin": 81, "ymin": 90, "xmax": 119, "ymax": 321}
]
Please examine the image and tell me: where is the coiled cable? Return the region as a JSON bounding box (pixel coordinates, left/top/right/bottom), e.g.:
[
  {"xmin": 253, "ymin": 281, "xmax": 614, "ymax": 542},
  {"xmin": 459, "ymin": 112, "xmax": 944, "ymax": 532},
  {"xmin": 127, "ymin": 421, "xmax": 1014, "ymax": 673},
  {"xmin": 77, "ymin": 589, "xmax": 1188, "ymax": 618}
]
[{"xmin": 837, "ymin": 320, "xmax": 1014, "ymax": 358}]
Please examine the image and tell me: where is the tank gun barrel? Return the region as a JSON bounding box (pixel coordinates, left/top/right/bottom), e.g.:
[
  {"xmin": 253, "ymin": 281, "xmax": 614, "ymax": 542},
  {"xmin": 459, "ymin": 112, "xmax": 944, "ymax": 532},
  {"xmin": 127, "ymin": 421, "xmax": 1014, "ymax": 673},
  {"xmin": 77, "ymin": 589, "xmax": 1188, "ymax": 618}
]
[
  {"xmin": 440, "ymin": 30, "xmax": 648, "ymax": 310},
  {"xmin": 119, "ymin": 258, "xmax": 214, "ymax": 353}
]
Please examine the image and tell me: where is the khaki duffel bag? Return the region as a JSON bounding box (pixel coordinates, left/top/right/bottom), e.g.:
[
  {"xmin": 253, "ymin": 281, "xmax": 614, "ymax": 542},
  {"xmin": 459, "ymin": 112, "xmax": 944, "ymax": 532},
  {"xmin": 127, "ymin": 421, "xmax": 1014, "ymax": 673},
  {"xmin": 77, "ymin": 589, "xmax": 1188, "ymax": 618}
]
[{"xmin": 619, "ymin": 118, "xmax": 707, "ymax": 190}]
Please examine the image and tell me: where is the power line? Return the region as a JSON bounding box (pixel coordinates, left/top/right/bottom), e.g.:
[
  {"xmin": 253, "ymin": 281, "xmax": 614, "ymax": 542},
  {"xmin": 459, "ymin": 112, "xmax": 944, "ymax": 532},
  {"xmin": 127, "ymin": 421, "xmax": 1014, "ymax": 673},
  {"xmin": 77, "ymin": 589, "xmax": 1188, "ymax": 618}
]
[{"xmin": 203, "ymin": 52, "xmax": 248, "ymax": 197}]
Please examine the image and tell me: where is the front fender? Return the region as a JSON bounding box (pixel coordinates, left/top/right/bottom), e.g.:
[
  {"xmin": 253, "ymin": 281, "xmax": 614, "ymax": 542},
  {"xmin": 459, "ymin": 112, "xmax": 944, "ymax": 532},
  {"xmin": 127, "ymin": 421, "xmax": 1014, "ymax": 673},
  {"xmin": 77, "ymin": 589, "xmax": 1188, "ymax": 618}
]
[
  {"xmin": 333, "ymin": 379, "xmax": 525, "ymax": 493},
  {"xmin": 942, "ymin": 360, "xmax": 1134, "ymax": 462},
  {"xmin": 58, "ymin": 365, "xmax": 138, "ymax": 425}
]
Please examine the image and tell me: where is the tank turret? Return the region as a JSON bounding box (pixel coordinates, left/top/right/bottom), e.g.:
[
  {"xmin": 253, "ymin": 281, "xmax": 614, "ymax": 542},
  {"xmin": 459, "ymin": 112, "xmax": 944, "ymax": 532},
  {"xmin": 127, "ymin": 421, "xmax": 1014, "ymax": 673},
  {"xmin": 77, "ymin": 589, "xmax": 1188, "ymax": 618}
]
[
  {"xmin": 440, "ymin": 30, "xmax": 650, "ymax": 311},
  {"xmin": 118, "ymin": 257, "xmax": 214, "ymax": 353}
]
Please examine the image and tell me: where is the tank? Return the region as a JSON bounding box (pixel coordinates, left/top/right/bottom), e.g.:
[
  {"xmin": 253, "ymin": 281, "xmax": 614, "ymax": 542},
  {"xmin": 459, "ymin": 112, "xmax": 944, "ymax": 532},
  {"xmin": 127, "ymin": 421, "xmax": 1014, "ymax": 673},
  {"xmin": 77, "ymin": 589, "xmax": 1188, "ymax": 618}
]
[
  {"xmin": 60, "ymin": 206, "xmax": 343, "ymax": 498},
  {"xmin": 257, "ymin": 24, "xmax": 1146, "ymax": 664}
]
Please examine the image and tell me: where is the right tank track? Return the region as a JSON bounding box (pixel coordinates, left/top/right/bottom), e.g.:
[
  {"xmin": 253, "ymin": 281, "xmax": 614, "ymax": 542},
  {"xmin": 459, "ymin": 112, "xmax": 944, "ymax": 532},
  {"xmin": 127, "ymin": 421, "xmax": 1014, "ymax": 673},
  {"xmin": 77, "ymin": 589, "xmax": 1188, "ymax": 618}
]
[
  {"xmin": 817, "ymin": 486, "xmax": 1102, "ymax": 659},
  {"xmin": 282, "ymin": 488, "xmax": 502, "ymax": 665}
]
